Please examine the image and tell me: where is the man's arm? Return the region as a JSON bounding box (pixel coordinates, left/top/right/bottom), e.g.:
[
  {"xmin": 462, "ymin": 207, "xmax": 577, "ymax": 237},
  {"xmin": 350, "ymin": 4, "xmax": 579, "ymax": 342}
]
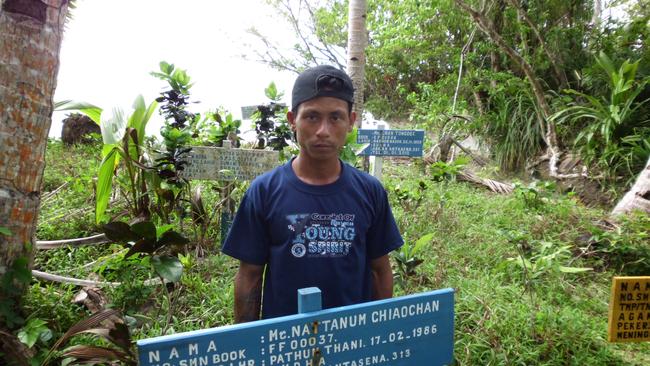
[
  {"xmin": 234, "ymin": 261, "xmax": 264, "ymax": 323},
  {"xmin": 370, "ymin": 254, "xmax": 393, "ymax": 300}
]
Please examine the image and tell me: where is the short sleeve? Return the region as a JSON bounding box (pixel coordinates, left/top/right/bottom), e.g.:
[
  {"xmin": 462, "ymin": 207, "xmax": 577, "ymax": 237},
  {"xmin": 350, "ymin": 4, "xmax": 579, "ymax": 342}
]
[
  {"xmin": 366, "ymin": 185, "xmax": 403, "ymax": 259},
  {"xmin": 221, "ymin": 190, "xmax": 270, "ymax": 265}
]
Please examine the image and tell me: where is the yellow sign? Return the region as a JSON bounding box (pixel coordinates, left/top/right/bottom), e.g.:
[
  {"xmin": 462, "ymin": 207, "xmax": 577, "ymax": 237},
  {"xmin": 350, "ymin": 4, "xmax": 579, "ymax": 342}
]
[{"xmin": 608, "ymin": 276, "xmax": 650, "ymax": 342}]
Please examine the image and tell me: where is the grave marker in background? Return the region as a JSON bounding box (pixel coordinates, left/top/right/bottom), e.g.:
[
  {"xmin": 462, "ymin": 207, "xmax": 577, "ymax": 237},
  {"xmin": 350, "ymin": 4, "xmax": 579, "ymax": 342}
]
[
  {"xmin": 241, "ymin": 105, "xmax": 258, "ymax": 120},
  {"xmin": 357, "ymin": 129, "xmax": 425, "ymax": 157},
  {"xmin": 180, "ymin": 144, "xmax": 279, "ymax": 245},
  {"xmin": 357, "ymin": 129, "xmax": 425, "ymax": 179},
  {"xmin": 137, "ymin": 287, "xmax": 455, "ymax": 366},
  {"xmin": 181, "ymin": 145, "xmax": 278, "ymax": 181},
  {"xmin": 608, "ymin": 276, "xmax": 650, "ymax": 342}
]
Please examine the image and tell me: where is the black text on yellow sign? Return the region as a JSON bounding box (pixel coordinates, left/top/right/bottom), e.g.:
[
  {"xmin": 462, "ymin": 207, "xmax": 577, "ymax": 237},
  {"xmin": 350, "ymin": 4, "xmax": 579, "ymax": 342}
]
[{"xmin": 608, "ymin": 276, "xmax": 650, "ymax": 342}]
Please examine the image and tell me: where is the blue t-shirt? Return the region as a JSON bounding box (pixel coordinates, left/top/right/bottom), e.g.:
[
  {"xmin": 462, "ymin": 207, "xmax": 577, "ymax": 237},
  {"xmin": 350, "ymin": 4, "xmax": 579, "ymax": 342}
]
[{"xmin": 222, "ymin": 159, "xmax": 403, "ymax": 319}]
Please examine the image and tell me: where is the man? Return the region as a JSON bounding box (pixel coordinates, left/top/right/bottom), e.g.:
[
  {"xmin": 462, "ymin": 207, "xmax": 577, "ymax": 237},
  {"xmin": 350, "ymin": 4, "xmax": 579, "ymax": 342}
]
[{"xmin": 222, "ymin": 65, "xmax": 403, "ymax": 322}]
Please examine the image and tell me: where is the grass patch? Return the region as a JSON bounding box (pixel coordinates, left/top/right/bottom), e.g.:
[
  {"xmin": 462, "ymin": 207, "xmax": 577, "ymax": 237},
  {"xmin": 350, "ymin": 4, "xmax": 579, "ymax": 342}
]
[{"xmin": 21, "ymin": 144, "xmax": 650, "ymax": 365}]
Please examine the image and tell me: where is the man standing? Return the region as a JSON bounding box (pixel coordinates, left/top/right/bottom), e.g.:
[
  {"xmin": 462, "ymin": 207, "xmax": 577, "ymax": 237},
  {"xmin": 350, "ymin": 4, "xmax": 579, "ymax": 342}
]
[{"xmin": 222, "ymin": 65, "xmax": 403, "ymax": 322}]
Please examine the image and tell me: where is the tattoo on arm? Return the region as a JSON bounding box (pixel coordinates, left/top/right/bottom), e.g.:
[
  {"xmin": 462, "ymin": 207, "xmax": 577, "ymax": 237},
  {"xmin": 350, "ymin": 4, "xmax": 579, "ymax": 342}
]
[
  {"xmin": 234, "ymin": 263, "xmax": 264, "ymax": 323},
  {"xmin": 235, "ymin": 280, "xmax": 262, "ymax": 323}
]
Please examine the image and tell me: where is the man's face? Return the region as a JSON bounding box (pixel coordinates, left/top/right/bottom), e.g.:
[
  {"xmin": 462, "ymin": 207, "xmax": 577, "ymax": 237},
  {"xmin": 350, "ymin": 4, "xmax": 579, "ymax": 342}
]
[{"xmin": 288, "ymin": 97, "xmax": 356, "ymax": 162}]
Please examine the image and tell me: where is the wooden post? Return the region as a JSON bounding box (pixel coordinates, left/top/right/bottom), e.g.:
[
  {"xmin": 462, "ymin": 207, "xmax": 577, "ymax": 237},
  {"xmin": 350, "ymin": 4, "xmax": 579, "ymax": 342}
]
[
  {"xmin": 298, "ymin": 287, "xmax": 322, "ymax": 314},
  {"xmin": 370, "ymin": 125, "xmax": 384, "ymax": 180},
  {"xmin": 220, "ymin": 141, "xmax": 234, "ymax": 247}
]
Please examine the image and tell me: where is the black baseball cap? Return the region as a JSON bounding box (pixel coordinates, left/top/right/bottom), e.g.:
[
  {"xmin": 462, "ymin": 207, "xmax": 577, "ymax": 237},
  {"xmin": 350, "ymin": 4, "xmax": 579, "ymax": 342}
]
[{"xmin": 291, "ymin": 65, "xmax": 354, "ymax": 111}]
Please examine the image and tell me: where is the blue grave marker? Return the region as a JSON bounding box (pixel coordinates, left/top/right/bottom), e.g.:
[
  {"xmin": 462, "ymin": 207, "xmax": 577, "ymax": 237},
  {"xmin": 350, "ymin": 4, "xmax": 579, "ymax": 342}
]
[
  {"xmin": 357, "ymin": 129, "xmax": 425, "ymax": 157},
  {"xmin": 137, "ymin": 287, "xmax": 454, "ymax": 366}
]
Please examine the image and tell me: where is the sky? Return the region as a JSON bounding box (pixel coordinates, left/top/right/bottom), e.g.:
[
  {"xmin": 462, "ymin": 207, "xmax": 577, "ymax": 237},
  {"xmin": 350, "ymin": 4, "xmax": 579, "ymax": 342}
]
[
  {"xmin": 51, "ymin": 1, "xmax": 628, "ymax": 139},
  {"xmin": 51, "ymin": 0, "xmax": 299, "ymax": 138}
]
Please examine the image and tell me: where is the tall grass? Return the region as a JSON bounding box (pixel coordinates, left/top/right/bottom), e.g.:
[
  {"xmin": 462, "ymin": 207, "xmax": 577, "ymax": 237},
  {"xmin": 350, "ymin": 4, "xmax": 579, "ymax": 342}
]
[
  {"xmin": 485, "ymin": 89, "xmax": 545, "ymax": 172},
  {"xmin": 383, "ymin": 160, "xmax": 650, "ymax": 365}
]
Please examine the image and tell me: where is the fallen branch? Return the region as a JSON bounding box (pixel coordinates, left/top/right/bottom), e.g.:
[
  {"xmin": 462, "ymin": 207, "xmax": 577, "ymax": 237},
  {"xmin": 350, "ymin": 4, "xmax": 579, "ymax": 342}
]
[
  {"xmin": 36, "ymin": 233, "xmax": 109, "ymax": 250},
  {"xmin": 40, "ymin": 206, "xmax": 94, "ymax": 225},
  {"xmin": 42, "ymin": 181, "xmax": 69, "ymax": 203},
  {"xmin": 451, "ymin": 138, "xmax": 488, "ymax": 166},
  {"xmin": 32, "ymin": 270, "xmax": 120, "ymax": 287},
  {"xmin": 32, "ymin": 270, "xmax": 165, "ymax": 287},
  {"xmin": 457, "ymin": 170, "xmax": 514, "ymax": 194},
  {"xmin": 59, "ymin": 250, "xmax": 126, "ymax": 274},
  {"xmin": 525, "ymin": 153, "xmax": 550, "ymax": 171}
]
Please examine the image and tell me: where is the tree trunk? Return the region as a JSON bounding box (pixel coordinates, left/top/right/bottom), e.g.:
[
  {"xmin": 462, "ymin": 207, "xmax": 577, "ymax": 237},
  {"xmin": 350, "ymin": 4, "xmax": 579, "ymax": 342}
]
[
  {"xmin": 506, "ymin": 0, "xmax": 568, "ymax": 89},
  {"xmin": 592, "ymin": 0, "xmax": 602, "ymax": 29},
  {"xmin": 0, "ymin": 0, "xmax": 69, "ymax": 335},
  {"xmin": 347, "ymin": 0, "xmax": 367, "ymax": 127},
  {"xmin": 489, "ymin": 0, "xmax": 505, "ymax": 89},
  {"xmin": 611, "ymin": 156, "xmax": 650, "ymax": 217}
]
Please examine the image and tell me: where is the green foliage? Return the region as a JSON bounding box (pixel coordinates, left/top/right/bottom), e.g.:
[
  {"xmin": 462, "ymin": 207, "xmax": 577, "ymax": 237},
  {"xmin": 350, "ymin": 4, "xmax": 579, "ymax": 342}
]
[
  {"xmin": 339, "ymin": 127, "xmax": 361, "ymax": 165},
  {"xmin": 429, "ymin": 156, "xmax": 469, "ymax": 182},
  {"xmin": 18, "ymin": 318, "xmax": 52, "ymax": 348},
  {"xmin": 392, "ymin": 233, "xmax": 434, "ymax": 285},
  {"xmin": 590, "ymin": 212, "xmax": 650, "ymax": 276},
  {"xmin": 153, "ymin": 61, "xmax": 196, "ymax": 188},
  {"xmin": 252, "ymin": 82, "xmax": 293, "ymax": 151},
  {"xmin": 406, "ymin": 75, "xmax": 470, "ymax": 134},
  {"xmin": 388, "ymin": 179, "xmax": 429, "ymax": 212},
  {"xmin": 0, "ymin": 226, "xmax": 12, "ymax": 236},
  {"xmin": 102, "ymin": 221, "xmax": 189, "ymax": 282},
  {"xmin": 483, "ymin": 76, "xmax": 545, "ymax": 171},
  {"xmin": 17, "ymin": 318, "xmax": 53, "ymax": 366},
  {"xmin": 265, "ymin": 81, "xmax": 282, "ymax": 101},
  {"xmin": 103, "ymin": 259, "xmax": 154, "ymax": 312},
  {"xmin": 58, "ymin": 95, "xmax": 158, "ymax": 224},
  {"xmin": 38, "ymin": 141, "xmax": 101, "ymax": 241},
  {"xmin": 313, "ymin": 0, "xmax": 347, "ymax": 47},
  {"xmin": 151, "ymin": 61, "xmax": 193, "ymax": 95},
  {"xmin": 195, "ymin": 109, "xmax": 242, "ymax": 147},
  {"xmin": 365, "ymin": 0, "xmax": 473, "ymax": 120},
  {"xmin": 30, "ymin": 149, "xmax": 650, "ymax": 364},
  {"xmin": 98, "ymin": 96, "xmax": 158, "ymax": 224},
  {"xmin": 551, "ymin": 52, "xmax": 650, "ymax": 183},
  {"xmin": 151, "ymin": 255, "xmax": 183, "ymax": 283},
  {"xmin": 381, "ymin": 161, "xmax": 650, "ymax": 364},
  {"xmin": 501, "ymin": 230, "xmax": 592, "ymax": 281},
  {"xmin": 1, "ymin": 256, "xmax": 32, "ymax": 328},
  {"xmin": 23, "ymin": 283, "xmax": 80, "ymax": 337},
  {"xmin": 512, "ymin": 181, "xmax": 557, "ymax": 211},
  {"xmin": 55, "ymin": 100, "xmax": 102, "ymax": 125}
]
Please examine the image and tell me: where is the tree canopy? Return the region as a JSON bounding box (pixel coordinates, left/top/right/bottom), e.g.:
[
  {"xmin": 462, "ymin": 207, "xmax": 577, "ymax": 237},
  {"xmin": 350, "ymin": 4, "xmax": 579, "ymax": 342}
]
[{"xmin": 248, "ymin": 0, "xmax": 649, "ymax": 185}]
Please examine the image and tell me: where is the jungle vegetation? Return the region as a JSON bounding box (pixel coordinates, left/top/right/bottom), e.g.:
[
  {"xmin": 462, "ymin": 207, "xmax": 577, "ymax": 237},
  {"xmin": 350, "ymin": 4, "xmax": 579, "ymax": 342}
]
[{"xmin": 1, "ymin": 0, "xmax": 649, "ymax": 365}]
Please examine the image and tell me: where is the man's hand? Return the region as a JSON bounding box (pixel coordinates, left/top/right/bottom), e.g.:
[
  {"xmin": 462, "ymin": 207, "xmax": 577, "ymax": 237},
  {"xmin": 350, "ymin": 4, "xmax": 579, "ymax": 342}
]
[
  {"xmin": 370, "ymin": 254, "xmax": 393, "ymax": 300},
  {"xmin": 234, "ymin": 261, "xmax": 264, "ymax": 323}
]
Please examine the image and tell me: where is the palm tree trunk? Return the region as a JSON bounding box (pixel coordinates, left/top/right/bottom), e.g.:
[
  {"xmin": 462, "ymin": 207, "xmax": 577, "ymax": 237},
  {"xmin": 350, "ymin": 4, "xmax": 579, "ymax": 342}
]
[
  {"xmin": 0, "ymin": 0, "xmax": 69, "ymax": 338},
  {"xmin": 592, "ymin": 0, "xmax": 602, "ymax": 28},
  {"xmin": 611, "ymin": 155, "xmax": 650, "ymax": 217},
  {"xmin": 347, "ymin": 0, "xmax": 367, "ymax": 127}
]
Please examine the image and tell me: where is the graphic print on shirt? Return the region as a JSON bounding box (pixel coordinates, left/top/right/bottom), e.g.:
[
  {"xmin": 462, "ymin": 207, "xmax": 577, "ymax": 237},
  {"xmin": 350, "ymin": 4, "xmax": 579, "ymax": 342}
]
[{"xmin": 286, "ymin": 213, "xmax": 356, "ymax": 258}]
